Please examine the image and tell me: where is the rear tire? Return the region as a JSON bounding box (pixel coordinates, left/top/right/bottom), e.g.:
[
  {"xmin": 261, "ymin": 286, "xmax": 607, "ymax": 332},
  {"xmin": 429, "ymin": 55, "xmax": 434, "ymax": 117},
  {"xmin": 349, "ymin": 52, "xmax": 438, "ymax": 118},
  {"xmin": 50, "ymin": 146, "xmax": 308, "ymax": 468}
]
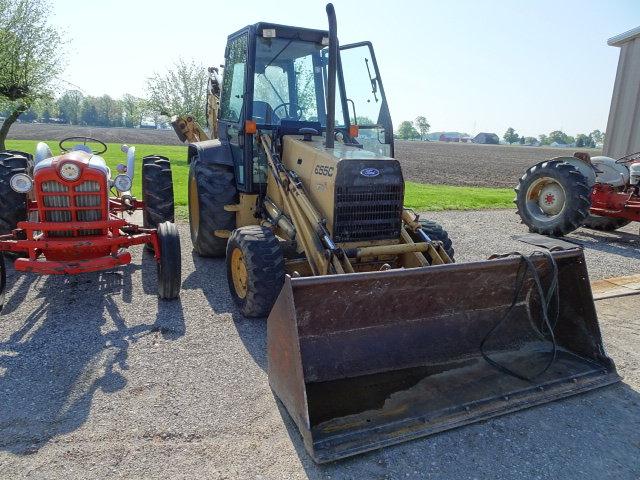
[
  {"xmin": 142, "ymin": 155, "xmax": 174, "ymax": 228},
  {"xmin": 582, "ymin": 215, "xmax": 630, "ymax": 231},
  {"xmin": 189, "ymin": 160, "xmax": 237, "ymax": 257},
  {"xmin": 226, "ymin": 226, "xmax": 285, "ymax": 318},
  {"xmin": 515, "ymin": 160, "xmax": 591, "ymax": 236},
  {"xmin": 419, "ymin": 219, "xmax": 455, "ymax": 261},
  {"xmin": 0, "ymin": 153, "xmax": 29, "ymax": 234},
  {"xmin": 157, "ymin": 222, "xmax": 181, "ymax": 300}
]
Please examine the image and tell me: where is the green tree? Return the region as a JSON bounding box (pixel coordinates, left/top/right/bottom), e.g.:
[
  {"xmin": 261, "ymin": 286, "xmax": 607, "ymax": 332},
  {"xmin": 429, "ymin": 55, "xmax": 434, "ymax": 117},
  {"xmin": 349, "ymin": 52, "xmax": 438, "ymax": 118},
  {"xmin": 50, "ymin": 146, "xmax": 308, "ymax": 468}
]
[
  {"xmin": 548, "ymin": 130, "xmax": 570, "ymax": 145},
  {"xmin": 121, "ymin": 94, "xmax": 145, "ymax": 127},
  {"xmin": 146, "ymin": 59, "xmax": 208, "ymax": 125},
  {"xmin": 503, "ymin": 127, "xmax": 519, "ymax": 144},
  {"xmin": 538, "ymin": 134, "xmax": 549, "ymax": 145},
  {"xmin": 576, "ymin": 133, "xmax": 593, "ymax": 148},
  {"xmin": 0, "ymin": 0, "xmax": 66, "ymax": 149},
  {"xmin": 57, "ymin": 89, "xmax": 83, "ymax": 124},
  {"xmin": 414, "ymin": 116, "xmax": 430, "ymax": 140},
  {"xmin": 589, "ymin": 129, "xmax": 604, "ymax": 145},
  {"xmin": 519, "ymin": 136, "xmax": 525, "ymax": 145},
  {"xmin": 524, "ymin": 136, "xmax": 537, "ymax": 145},
  {"xmin": 397, "ymin": 120, "xmax": 419, "ymax": 140},
  {"xmin": 80, "ymin": 97, "xmax": 98, "ymax": 125}
]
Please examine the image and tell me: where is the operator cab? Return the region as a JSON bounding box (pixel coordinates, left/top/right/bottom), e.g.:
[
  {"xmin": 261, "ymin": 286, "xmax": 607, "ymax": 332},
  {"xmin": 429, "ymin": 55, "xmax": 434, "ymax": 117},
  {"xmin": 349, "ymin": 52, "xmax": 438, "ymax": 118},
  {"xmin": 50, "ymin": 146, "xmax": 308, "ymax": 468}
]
[{"xmin": 218, "ymin": 22, "xmax": 394, "ymax": 193}]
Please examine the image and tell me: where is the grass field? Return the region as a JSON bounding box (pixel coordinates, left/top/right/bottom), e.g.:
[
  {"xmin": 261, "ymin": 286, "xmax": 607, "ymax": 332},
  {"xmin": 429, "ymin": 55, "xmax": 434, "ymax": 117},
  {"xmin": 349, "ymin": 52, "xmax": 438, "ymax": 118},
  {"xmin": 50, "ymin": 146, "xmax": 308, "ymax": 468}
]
[{"xmin": 6, "ymin": 139, "xmax": 513, "ymax": 218}]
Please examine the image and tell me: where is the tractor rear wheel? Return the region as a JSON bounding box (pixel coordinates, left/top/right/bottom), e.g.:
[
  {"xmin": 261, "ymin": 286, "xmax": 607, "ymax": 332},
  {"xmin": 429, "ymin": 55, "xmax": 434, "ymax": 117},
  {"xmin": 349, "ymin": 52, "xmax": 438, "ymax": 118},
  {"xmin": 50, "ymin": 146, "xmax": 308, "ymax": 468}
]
[
  {"xmin": 582, "ymin": 215, "xmax": 631, "ymax": 231},
  {"xmin": 419, "ymin": 219, "xmax": 455, "ymax": 261},
  {"xmin": 226, "ymin": 226, "xmax": 285, "ymax": 318},
  {"xmin": 189, "ymin": 160, "xmax": 237, "ymax": 257},
  {"xmin": 0, "ymin": 153, "xmax": 29, "ymax": 234},
  {"xmin": 515, "ymin": 160, "xmax": 591, "ymax": 236},
  {"xmin": 156, "ymin": 221, "xmax": 181, "ymax": 300},
  {"xmin": 142, "ymin": 155, "xmax": 174, "ymax": 228}
]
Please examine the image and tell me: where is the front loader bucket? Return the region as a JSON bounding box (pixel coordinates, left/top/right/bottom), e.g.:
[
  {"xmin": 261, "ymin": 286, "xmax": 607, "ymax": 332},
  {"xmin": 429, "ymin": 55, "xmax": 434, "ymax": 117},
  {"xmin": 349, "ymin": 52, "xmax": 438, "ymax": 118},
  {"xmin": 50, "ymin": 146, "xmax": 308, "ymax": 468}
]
[{"xmin": 267, "ymin": 249, "xmax": 620, "ymax": 463}]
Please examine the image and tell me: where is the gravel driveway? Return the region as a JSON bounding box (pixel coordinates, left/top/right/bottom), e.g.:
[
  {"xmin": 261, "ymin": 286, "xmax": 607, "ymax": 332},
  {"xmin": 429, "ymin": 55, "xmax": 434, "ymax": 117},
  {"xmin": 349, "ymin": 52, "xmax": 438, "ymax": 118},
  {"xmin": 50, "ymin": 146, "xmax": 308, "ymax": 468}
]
[
  {"xmin": 0, "ymin": 215, "xmax": 638, "ymax": 479},
  {"xmin": 425, "ymin": 210, "xmax": 640, "ymax": 280}
]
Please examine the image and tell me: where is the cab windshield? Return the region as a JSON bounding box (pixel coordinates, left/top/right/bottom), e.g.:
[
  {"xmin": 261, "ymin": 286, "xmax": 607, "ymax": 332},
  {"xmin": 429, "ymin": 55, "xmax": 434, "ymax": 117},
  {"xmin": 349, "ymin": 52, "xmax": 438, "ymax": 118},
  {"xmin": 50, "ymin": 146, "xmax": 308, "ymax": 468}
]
[{"xmin": 253, "ymin": 37, "xmax": 344, "ymax": 127}]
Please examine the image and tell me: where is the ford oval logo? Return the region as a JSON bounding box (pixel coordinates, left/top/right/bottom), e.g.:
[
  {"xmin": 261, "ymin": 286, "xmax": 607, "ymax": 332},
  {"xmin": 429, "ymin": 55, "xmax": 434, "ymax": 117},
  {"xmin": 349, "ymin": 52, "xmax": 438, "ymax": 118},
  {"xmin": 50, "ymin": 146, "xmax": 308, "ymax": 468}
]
[{"xmin": 360, "ymin": 168, "xmax": 380, "ymax": 177}]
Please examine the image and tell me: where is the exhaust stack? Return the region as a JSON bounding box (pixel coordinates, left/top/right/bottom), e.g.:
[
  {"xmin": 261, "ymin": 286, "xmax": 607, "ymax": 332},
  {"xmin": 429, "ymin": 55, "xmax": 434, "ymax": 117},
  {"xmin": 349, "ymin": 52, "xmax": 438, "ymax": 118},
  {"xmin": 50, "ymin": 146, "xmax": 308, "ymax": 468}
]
[{"xmin": 324, "ymin": 3, "xmax": 337, "ymax": 149}]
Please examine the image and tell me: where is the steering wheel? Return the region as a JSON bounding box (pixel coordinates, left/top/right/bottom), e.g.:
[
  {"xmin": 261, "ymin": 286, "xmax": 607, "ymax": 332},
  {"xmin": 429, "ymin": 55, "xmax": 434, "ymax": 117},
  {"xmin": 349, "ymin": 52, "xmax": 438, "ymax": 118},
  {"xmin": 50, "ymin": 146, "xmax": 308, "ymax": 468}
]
[
  {"xmin": 273, "ymin": 103, "xmax": 304, "ymax": 121},
  {"xmin": 59, "ymin": 136, "xmax": 108, "ymax": 155}
]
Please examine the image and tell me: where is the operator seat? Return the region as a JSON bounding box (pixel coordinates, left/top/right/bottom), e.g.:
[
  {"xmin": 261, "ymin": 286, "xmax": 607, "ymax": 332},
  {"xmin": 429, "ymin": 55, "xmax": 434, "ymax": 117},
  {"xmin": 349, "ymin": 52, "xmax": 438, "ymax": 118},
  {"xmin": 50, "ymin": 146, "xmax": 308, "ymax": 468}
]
[{"xmin": 253, "ymin": 101, "xmax": 281, "ymax": 125}]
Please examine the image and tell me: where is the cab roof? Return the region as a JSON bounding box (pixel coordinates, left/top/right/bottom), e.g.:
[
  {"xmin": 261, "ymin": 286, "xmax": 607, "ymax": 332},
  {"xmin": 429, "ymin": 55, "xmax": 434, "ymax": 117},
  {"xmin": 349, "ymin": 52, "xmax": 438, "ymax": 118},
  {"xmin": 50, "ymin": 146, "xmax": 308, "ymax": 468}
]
[{"xmin": 228, "ymin": 22, "xmax": 329, "ymax": 44}]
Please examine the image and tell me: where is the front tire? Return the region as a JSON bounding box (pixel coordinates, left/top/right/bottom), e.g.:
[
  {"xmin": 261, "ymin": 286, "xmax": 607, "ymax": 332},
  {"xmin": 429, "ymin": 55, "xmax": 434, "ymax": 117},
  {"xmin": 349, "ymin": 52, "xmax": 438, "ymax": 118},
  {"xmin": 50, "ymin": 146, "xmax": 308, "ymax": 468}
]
[
  {"xmin": 0, "ymin": 153, "xmax": 29, "ymax": 234},
  {"xmin": 515, "ymin": 160, "xmax": 591, "ymax": 236},
  {"xmin": 582, "ymin": 215, "xmax": 630, "ymax": 231},
  {"xmin": 419, "ymin": 219, "xmax": 455, "ymax": 261},
  {"xmin": 189, "ymin": 160, "xmax": 237, "ymax": 257},
  {"xmin": 157, "ymin": 222, "xmax": 181, "ymax": 300},
  {"xmin": 142, "ymin": 155, "xmax": 174, "ymax": 228},
  {"xmin": 226, "ymin": 226, "xmax": 285, "ymax": 318}
]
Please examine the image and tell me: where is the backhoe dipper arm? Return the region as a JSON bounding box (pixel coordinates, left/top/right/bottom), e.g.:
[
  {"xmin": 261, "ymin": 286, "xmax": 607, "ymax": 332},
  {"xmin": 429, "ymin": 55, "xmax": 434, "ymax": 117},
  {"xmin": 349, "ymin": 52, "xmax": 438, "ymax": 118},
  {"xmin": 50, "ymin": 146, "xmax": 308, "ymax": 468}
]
[{"xmin": 170, "ymin": 115, "xmax": 210, "ymax": 143}]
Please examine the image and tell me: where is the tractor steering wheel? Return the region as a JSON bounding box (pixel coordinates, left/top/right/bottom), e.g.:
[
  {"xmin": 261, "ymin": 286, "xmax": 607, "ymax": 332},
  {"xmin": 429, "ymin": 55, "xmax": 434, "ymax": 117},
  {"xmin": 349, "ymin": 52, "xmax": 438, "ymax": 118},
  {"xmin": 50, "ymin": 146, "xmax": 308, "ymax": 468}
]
[
  {"xmin": 59, "ymin": 136, "xmax": 108, "ymax": 155},
  {"xmin": 273, "ymin": 103, "xmax": 304, "ymax": 121}
]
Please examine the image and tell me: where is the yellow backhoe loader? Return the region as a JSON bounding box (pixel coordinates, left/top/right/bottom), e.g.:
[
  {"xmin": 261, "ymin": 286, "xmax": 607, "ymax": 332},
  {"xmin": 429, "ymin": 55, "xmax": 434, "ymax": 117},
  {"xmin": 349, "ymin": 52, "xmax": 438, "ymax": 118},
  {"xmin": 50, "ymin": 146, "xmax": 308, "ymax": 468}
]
[{"xmin": 171, "ymin": 4, "xmax": 619, "ymax": 463}]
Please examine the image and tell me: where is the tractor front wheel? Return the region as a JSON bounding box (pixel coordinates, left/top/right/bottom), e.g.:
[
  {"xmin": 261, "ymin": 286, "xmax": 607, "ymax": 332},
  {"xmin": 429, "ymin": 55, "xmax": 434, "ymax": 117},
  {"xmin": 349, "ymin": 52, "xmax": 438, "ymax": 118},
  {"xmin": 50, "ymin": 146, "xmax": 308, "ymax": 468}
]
[
  {"xmin": 226, "ymin": 226, "xmax": 285, "ymax": 318},
  {"xmin": 515, "ymin": 160, "xmax": 591, "ymax": 236},
  {"xmin": 142, "ymin": 155, "xmax": 175, "ymax": 228},
  {"xmin": 156, "ymin": 222, "xmax": 181, "ymax": 300},
  {"xmin": 0, "ymin": 152, "xmax": 29, "ymax": 235}
]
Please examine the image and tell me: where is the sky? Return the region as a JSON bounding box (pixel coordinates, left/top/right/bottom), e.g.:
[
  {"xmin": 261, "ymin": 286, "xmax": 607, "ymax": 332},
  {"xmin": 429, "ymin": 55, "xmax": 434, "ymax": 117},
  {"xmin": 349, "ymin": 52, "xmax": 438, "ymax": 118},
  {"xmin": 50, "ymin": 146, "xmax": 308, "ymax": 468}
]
[{"xmin": 50, "ymin": 0, "xmax": 639, "ymax": 137}]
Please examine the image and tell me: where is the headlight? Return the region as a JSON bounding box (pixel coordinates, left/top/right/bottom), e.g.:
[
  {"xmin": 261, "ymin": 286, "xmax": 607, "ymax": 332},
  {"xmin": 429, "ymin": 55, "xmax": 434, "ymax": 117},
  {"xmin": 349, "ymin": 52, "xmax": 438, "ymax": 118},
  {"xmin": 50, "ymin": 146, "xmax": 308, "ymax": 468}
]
[
  {"xmin": 113, "ymin": 174, "xmax": 132, "ymax": 192},
  {"xmin": 10, "ymin": 173, "xmax": 33, "ymax": 193},
  {"xmin": 59, "ymin": 162, "xmax": 81, "ymax": 181}
]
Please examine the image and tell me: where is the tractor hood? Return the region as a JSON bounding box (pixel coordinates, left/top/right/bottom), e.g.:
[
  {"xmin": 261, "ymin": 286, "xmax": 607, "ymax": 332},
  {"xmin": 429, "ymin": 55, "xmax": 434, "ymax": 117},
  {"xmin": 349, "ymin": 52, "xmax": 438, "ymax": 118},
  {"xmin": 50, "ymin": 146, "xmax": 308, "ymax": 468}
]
[{"xmin": 34, "ymin": 151, "xmax": 110, "ymax": 177}]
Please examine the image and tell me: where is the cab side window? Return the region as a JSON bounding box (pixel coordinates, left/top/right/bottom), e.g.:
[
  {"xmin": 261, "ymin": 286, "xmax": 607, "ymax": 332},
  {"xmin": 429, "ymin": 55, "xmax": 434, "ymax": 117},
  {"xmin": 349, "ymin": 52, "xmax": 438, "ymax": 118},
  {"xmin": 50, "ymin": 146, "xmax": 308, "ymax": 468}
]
[{"xmin": 220, "ymin": 34, "xmax": 248, "ymax": 122}]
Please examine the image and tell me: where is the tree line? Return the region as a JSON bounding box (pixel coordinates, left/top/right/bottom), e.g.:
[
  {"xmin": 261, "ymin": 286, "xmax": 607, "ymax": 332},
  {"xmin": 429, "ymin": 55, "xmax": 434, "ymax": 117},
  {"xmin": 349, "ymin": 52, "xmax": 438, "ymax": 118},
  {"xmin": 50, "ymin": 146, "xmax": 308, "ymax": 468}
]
[
  {"xmin": 394, "ymin": 119, "xmax": 606, "ymax": 148},
  {"xmin": 1, "ymin": 91, "xmax": 152, "ymax": 128},
  {"xmin": 504, "ymin": 127, "xmax": 605, "ymax": 148}
]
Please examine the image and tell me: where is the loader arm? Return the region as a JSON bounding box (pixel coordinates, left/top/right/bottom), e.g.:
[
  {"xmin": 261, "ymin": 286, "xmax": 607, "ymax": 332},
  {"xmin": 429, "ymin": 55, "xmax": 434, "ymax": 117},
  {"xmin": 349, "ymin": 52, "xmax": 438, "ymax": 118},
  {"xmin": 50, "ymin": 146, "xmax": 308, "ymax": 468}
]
[{"xmin": 258, "ymin": 133, "xmax": 451, "ymax": 276}]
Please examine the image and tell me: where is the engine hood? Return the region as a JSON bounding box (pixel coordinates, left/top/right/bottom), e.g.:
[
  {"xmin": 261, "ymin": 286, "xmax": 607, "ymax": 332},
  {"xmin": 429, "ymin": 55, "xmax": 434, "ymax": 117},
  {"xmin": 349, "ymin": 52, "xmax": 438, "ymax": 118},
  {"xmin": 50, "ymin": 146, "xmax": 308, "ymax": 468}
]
[{"xmin": 34, "ymin": 151, "xmax": 110, "ymax": 177}]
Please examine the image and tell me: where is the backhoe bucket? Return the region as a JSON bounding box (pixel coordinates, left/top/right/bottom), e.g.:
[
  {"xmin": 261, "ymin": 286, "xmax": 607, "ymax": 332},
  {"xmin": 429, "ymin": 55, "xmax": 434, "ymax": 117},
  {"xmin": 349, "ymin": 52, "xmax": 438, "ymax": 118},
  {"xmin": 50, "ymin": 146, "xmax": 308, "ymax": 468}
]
[{"xmin": 267, "ymin": 249, "xmax": 620, "ymax": 463}]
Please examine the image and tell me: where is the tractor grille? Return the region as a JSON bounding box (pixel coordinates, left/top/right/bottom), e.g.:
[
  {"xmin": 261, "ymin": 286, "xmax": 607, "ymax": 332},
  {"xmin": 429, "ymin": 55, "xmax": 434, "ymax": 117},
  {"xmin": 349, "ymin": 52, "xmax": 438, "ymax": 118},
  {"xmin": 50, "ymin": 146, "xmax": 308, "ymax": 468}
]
[
  {"xmin": 333, "ymin": 184, "xmax": 404, "ymax": 242},
  {"xmin": 38, "ymin": 179, "xmax": 106, "ymax": 237}
]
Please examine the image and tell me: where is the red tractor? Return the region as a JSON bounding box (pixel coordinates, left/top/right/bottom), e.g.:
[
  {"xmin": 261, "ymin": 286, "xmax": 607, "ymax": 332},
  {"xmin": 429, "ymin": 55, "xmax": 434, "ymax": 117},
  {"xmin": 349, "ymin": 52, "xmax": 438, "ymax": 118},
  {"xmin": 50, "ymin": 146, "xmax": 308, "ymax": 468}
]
[
  {"xmin": 0, "ymin": 137, "xmax": 181, "ymax": 308},
  {"xmin": 515, "ymin": 151, "xmax": 640, "ymax": 236}
]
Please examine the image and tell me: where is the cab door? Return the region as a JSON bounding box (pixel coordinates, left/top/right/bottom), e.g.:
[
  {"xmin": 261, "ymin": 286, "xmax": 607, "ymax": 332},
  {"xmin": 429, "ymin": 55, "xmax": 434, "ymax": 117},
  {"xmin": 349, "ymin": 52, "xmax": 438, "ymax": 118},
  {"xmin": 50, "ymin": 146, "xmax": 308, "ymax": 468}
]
[
  {"xmin": 339, "ymin": 42, "xmax": 394, "ymax": 157},
  {"xmin": 218, "ymin": 31, "xmax": 251, "ymax": 190}
]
